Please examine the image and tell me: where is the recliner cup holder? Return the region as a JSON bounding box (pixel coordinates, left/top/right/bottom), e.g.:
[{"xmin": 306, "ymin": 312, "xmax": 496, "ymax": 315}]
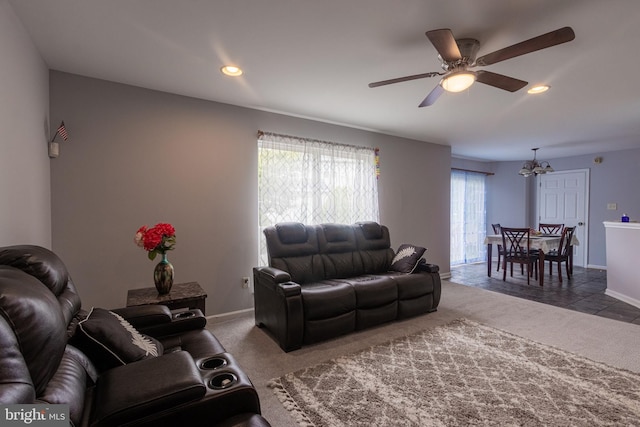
[
  {"xmin": 174, "ymin": 311, "xmax": 196, "ymax": 319},
  {"xmin": 201, "ymin": 356, "xmax": 228, "ymax": 370},
  {"xmin": 209, "ymin": 372, "xmax": 237, "ymax": 389}
]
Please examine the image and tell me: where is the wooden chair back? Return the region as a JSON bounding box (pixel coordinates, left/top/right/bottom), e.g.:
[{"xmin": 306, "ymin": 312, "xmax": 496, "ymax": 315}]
[
  {"xmin": 558, "ymin": 226, "xmax": 576, "ymax": 257},
  {"xmin": 539, "ymin": 223, "xmax": 564, "ymax": 234},
  {"xmin": 501, "ymin": 227, "xmax": 531, "ymax": 260}
]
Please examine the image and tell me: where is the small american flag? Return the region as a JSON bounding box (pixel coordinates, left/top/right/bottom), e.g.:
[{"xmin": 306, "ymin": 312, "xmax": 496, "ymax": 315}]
[{"xmin": 56, "ymin": 121, "xmax": 68, "ymax": 141}]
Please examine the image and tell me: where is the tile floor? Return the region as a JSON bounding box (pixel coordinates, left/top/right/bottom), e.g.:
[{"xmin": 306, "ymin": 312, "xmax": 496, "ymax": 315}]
[{"xmin": 449, "ymin": 262, "xmax": 640, "ymax": 325}]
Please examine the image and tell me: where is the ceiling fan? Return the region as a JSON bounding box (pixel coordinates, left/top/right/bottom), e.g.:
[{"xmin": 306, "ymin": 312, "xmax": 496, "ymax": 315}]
[{"xmin": 368, "ymin": 26, "xmax": 575, "ymax": 107}]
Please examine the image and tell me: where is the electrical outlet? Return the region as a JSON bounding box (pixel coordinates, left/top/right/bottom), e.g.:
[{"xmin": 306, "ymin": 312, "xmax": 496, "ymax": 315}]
[
  {"xmin": 607, "ymin": 203, "xmax": 617, "ymax": 210},
  {"xmin": 242, "ymin": 277, "xmax": 250, "ymax": 289}
]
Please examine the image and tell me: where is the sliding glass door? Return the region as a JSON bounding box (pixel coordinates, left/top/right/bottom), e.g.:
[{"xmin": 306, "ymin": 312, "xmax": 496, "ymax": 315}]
[{"xmin": 451, "ymin": 170, "xmax": 486, "ymax": 265}]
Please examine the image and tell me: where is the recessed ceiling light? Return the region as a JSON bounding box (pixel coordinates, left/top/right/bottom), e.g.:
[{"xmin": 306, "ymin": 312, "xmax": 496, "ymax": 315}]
[
  {"xmin": 220, "ymin": 65, "xmax": 243, "ymax": 77},
  {"xmin": 527, "ymin": 85, "xmax": 550, "ymax": 94}
]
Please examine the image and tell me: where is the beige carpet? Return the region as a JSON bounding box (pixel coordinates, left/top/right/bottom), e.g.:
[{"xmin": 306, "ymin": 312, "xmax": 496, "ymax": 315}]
[
  {"xmin": 207, "ymin": 281, "xmax": 640, "ymax": 426},
  {"xmin": 268, "ymin": 318, "xmax": 640, "ymax": 426}
]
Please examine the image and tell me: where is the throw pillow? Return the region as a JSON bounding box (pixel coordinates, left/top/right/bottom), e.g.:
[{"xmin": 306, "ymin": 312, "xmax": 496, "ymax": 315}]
[
  {"xmin": 73, "ymin": 307, "xmax": 163, "ymax": 372},
  {"xmin": 390, "ymin": 244, "xmax": 427, "ymax": 274}
]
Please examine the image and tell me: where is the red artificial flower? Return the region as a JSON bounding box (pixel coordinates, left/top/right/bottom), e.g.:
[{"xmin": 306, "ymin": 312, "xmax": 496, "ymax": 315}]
[{"xmin": 134, "ymin": 222, "xmax": 176, "ymax": 260}]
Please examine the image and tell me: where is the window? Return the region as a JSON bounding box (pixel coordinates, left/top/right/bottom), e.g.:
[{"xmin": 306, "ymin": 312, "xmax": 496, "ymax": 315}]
[
  {"xmin": 257, "ymin": 131, "xmax": 379, "ymax": 265},
  {"xmin": 450, "ymin": 170, "xmax": 486, "ymax": 265}
]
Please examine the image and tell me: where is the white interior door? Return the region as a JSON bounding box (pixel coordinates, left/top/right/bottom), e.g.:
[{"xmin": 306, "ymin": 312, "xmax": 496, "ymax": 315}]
[{"xmin": 537, "ymin": 169, "xmax": 589, "ymax": 267}]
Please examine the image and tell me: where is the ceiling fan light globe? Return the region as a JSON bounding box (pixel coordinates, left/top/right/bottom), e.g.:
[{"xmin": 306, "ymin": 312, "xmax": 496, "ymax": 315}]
[{"xmin": 441, "ymin": 71, "xmax": 476, "ymax": 92}]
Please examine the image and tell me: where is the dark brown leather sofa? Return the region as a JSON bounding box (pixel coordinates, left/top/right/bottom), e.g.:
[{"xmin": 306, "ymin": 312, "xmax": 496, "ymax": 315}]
[
  {"xmin": 0, "ymin": 245, "xmax": 271, "ymax": 427},
  {"xmin": 253, "ymin": 222, "xmax": 441, "ymax": 352}
]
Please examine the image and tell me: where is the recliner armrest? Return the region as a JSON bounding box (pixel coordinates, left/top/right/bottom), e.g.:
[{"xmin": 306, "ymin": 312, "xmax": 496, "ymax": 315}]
[
  {"xmin": 112, "ymin": 305, "xmax": 207, "ymax": 337},
  {"xmin": 92, "ymin": 351, "xmax": 205, "ymax": 426},
  {"xmin": 112, "ymin": 305, "xmax": 172, "ymax": 327}
]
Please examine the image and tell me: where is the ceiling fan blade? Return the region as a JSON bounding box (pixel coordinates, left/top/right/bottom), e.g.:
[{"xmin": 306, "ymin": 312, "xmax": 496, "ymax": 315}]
[
  {"xmin": 418, "ymin": 84, "xmax": 444, "ymax": 107},
  {"xmin": 475, "ymin": 27, "xmax": 575, "ymax": 66},
  {"xmin": 368, "ymin": 72, "xmax": 441, "ymax": 88},
  {"xmin": 475, "ymin": 70, "xmax": 527, "ymax": 92},
  {"xmin": 426, "ymin": 29, "xmax": 462, "ymax": 62}
]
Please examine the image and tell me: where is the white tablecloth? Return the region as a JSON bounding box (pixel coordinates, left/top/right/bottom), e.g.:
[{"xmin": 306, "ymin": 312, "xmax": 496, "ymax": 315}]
[{"xmin": 484, "ymin": 234, "xmax": 579, "ymax": 253}]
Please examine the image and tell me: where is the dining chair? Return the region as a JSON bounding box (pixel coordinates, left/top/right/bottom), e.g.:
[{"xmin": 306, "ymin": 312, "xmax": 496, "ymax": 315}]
[
  {"xmin": 545, "ymin": 226, "xmax": 576, "ymax": 283},
  {"xmin": 501, "ymin": 227, "xmax": 539, "ymax": 285},
  {"xmin": 539, "ymin": 223, "xmax": 564, "ymax": 234},
  {"xmin": 491, "ymin": 223, "xmax": 505, "ymax": 272}
]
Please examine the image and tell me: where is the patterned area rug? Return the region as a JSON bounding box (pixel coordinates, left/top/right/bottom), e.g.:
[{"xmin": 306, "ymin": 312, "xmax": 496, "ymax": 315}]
[{"xmin": 268, "ymin": 319, "xmax": 640, "ymax": 426}]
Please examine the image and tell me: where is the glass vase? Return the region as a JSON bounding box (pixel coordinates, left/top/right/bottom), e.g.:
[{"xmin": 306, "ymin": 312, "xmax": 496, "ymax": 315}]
[{"xmin": 154, "ymin": 253, "xmax": 174, "ymax": 295}]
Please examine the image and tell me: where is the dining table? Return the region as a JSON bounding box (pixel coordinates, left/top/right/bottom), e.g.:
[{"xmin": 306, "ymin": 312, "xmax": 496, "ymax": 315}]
[{"xmin": 484, "ymin": 233, "xmax": 579, "ymax": 286}]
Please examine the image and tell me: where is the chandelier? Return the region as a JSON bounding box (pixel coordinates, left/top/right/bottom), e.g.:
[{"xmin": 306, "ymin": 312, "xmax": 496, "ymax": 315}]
[{"xmin": 518, "ymin": 148, "xmax": 554, "ymax": 177}]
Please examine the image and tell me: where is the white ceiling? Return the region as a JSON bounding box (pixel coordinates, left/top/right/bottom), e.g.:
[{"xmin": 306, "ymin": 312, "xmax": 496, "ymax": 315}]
[{"xmin": 10, "ymin": 0, "xmax": 640, "ymax": 161}]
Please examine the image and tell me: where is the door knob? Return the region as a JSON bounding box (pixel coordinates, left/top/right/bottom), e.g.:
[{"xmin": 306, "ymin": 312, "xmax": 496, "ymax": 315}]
[{"xmin": 578, "ymin": 222, "xmax": 584, "ymax": 226}]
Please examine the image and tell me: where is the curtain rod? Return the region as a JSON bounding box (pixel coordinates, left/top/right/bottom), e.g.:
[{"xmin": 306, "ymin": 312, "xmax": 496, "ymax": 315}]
[
  {"xmin": 257, "ymin": 130, "xmax": 375, "ymax": 152},
  {"xmin": 451, "ymin": 167, "xmax": 495, "ymax": 176}
]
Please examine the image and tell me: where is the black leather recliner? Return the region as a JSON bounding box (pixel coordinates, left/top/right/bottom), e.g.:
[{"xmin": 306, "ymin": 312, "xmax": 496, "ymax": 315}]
[{"xmin": 0, "ymin": 245, "xmax": 271, "ymax": 427}]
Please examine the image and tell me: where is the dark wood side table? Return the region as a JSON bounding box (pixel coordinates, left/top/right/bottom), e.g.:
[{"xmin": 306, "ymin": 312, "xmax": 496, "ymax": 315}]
[{"xmin": 126, "ymin": 282, "xmax": 207, "ymax": 314}]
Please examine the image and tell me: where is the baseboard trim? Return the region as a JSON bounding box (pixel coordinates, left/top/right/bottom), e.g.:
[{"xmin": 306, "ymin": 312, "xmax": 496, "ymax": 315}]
[
  {"xmin": 207, "ymin": 307, "xmax": 254, "ymax": 324},
  {"xmin": 605, "ymin": 289, "xmax": 640, "ymax": 309},
  {"xmin": 587, "ymin": 264, "xmax": 607, "ymax": 270}
]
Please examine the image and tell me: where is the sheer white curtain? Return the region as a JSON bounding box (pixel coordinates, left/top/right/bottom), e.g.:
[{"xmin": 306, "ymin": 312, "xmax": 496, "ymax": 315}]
[
  {"xmin": 258, "ymin": 131, "xmax": 379, "ymax": 265},
  {"xmin": 450, "ymin": 170, "xmax": 486, "ymax": 265}
]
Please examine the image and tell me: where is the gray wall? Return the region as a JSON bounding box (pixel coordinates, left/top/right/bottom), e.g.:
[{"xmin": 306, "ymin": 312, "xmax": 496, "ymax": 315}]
[
  {"xmin": 451, "ymin": 157, "xmax": 531, "ymax": 231},
  {"xmin": 50, "ymin": 71, "xmax": 451, "ymax": 314},
  {"xmin": 536, "ymin": 150, "xmax": 640, "ymax": 268},
  {"xmin": 0, "ymin": 0, "xmax": 51, "ymax": 246},
  {"xmin": 456, "ymin": 149, "xmax": 640, "ymax": 268},
  {"xmin": 8, "ymin": 0, "xmax": 636, "ymax": 313}
]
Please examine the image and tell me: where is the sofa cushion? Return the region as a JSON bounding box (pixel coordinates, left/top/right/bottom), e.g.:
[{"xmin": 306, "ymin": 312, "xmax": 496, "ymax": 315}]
[
  {"xmin": 276, "ymin": 222, "xmax": 308, "ymax": 244},
  {"xmin": 390, "ymin": 244, "xmax": 427, "ymax": 274},
  {"xmin": 386, "ymin": 272, "xmax": 434, "ymax": 300},
  {"xmin": 321, "ymin": 223, "xmax": 351, "ymax": 242},
  {"xmin": 0, "ymin": 245, "xmax": 82, "ymax": 326},
  {"xmin": 301, "ymin": 281, "xmax": 356, "ymax": 320},
  {"xmin": 0, "ymin": 266, "xmax": 68, "ymax": 397},
  {"xmin": 264, "ymin": 224, "xmax": 322, "ymax": 284},
  {"xmin": 340, "ymin": 275, "xmax": 397, "ymax": 308},
  {"xmin": 317, "ymin": 224, "xmax": 365, "ymax": 279},
  {"xmin": 353, "ymin": 222, "xmax": 390, "ymax": 250},
  {"xmin": 272, "ymin": 255, "xmax": 323, "ymax": 285},
  {"xmin": 38, "ymin": 345, "xmax": 92, "ymax": 427},
  {"xmin": 73, "ymin": 308, "xmax": 163, "ymax": 372},
  {"xmin": 320, "ymin": 252, "xmax": 365, "ymax": 279},
  {"xmin": 357, "ymin": 221, "xmax": 384, "ymax": 240}
]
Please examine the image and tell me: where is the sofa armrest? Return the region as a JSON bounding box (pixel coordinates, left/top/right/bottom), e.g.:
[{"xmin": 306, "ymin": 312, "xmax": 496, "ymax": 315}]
[
  {"xmin": 253, "ymin": 268, "xmax": 303, "ymax": 352},
  {"xmin": 111, "ymin": 305, "xmax": 207, "ymax": 337},
  {"xmin": 92, "ymin": 351, "xmax": 206, "ymax": 426},
  {"xmin": 253, "ymin": 266, "xmax": 291, "ymax": 284},
  {"xmin": 415, "ymin": 261, "xmax": 442, "ymax": 310},
  {"xmin": 416, "ymin": 261, "xmax": 439, "ymax": 274}
]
